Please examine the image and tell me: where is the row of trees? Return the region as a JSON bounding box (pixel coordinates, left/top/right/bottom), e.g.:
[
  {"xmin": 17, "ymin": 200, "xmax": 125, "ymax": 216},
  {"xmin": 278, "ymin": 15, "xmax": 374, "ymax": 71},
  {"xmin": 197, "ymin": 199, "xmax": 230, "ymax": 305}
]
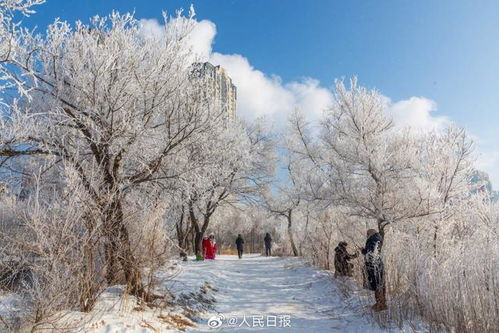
[
  {"xmin": 279, "ymin": 79, "xmax": 474, "ymax": 247},
  {"xmin": 265, "ymin": 80, "xmax": 498, "ymax": 332}
]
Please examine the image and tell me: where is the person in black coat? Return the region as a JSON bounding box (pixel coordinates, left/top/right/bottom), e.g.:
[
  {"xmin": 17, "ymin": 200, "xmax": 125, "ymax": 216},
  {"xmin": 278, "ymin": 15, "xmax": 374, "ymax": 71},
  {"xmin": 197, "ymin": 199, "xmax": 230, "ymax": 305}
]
[
  {"xmin": 334, "ymin": 241, "xmax": 358, "ymax": 277},
  {"xmin": 361, "ymin": 229, "xmax": 387, "ymax": 311},
  {"xmin": 264, "ymin": 233, "xmax": 272, "ymax": 256},
  {"xmin": 235, "ymin": 234, "xmax": 244, "ymax": 259}
]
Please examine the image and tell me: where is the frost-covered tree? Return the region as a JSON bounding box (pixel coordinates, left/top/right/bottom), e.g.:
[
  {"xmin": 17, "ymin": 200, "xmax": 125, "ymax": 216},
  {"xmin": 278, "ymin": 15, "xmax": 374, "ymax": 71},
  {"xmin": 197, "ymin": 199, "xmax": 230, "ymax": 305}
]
[
  {"xmin": 0, "ymin": 0, "xmax": 45, "ymax": 96},
  {"xmin": 262, "ymin": 111, "xmax": 318, "ymax": 257},
  {"xmin": 0, "ymin": 10, "xmax": 221, "ymax": 297},
  {"xmin": 293, "ymin": 79, "xmax": 474, "ymax": 243},
  {"xmin": 180, "ymin": 120, "xmax": 275, "ymax": 256}
]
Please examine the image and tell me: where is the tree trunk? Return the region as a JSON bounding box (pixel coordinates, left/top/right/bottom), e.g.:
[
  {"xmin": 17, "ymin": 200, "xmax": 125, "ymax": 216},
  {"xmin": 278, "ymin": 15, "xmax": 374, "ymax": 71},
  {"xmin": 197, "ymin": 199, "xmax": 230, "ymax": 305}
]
[
  {"xmin": 104, "ymin": 237, "xmax": 120, "ymax": 284},
  {"xmin": 104, "ymin": 199, "xmax": 145, "ymax": 298},
  {"xmin": 194, "ymin": 231, "xmax": 203, "ymax": 257},
  {"xmin": 287, "ymin": 210, "xmax": 299, "ymax": 256},
  {"xmin": 79, "ymin": 216, "xmax": 99, "ymax": 312},
  {"xmin": 199, "ymin": 214, "xmax": 212, "ymax": 255},
  {"xmin": 433, "ymin": 224, "xmax": 439, "ymax": 258},
  {"xmin": 176, "ymin": 209, "xmax": 188, "ymax": 259},
  {"xmin": 189, "ymin": 200, "xmax": 205, "ymax": 257},
  {"xmin": 377, "ymin": 217, "xmax": 387, "ymax": 250},
  {"xmin": 80, "ymin": 239, "xmax": 97, "ymax": 312},
  {"xmin": 376, "ymin": 217, "xmax": 388, "ymax": 302},
  {"xmin": 188, "ymin": 199, "xmax": 215, "ymax": 258},
  {"xmin": 118, "ymin": 221, "xmax": 145, "ymax": 297},
  {"xmin": 325, "ymin": 241, "xmax": 330, "ymax": 270},
  {"xmin": 250, "ymin": 227, "xmax": 255, "ymax": 253}
]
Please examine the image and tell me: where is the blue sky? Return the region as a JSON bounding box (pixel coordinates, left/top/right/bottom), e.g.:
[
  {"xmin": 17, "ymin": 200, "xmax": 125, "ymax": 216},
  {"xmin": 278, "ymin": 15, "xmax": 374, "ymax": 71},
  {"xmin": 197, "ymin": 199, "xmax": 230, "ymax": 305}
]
[{"xmin": 23, "ymin": 0, "xmax": 499, "ymax": 185}]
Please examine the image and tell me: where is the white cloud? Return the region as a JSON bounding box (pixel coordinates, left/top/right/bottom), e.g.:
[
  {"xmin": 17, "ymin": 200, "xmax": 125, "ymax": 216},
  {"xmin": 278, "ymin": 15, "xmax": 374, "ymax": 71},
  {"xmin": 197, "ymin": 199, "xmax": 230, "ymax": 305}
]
[
  {"xmin": 286, "ymin": 79, "xmax": 334, "ymax": 121},
  {"xmin": 139, "ymin": 17, "xmax": 453, "ymax": 132},
  {"xmin": 476, "ymin": 151, "xmax": 499, "ymax": 188},
  {"xmin": 386, "ymin": 97, "xmax": 451, "ymax": 131},
  {"xmin": 139, "ymin": 18, "xmax": 216, "ymax": 62},
  {"xmin": 187, "ymin": 20, "xmax": 216, "ymax": 61},
  {"xmin": 180, "ymin": 17, "xmax": 452, "ymax": 131},
  {"xmin": 209, "ymin": 52, "xmax": 336, "ymax": 124},
  {"xmin": 139, "ymin": 18, "xmax": 165, "ymax": 40},
  {"xmin": 139, "ymin": 17, "xmax": 333, "ymax": 124},
  {"xmin": 208, "ymin": 53, "xmax": 334, "ymax": 123},
  {"xmin": 209, "ymin": 52, "xmax": 294, "ymax": 121},
  {"xmin": 139, "ymin": 16, "xmax": 499, "ymax": 188}
]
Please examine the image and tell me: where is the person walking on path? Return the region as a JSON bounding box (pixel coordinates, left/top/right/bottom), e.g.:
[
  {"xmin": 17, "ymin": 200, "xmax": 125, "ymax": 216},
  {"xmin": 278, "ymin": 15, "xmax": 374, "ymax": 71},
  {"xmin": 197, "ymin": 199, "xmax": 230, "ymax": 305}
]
[
  {"xmin": 334, "ymin": 241, "xmax": 358, "ymax": 277},
  {"xmin": 264, "ymin": 233, "xmax": 272, "ymax": 256},
  {"xmin": 235, "ymin": 234, "xmax": 245, "ymax": 259},
  {"xmin": 361, "ymin": 229, "xmax": 387, "ymax": 311}
]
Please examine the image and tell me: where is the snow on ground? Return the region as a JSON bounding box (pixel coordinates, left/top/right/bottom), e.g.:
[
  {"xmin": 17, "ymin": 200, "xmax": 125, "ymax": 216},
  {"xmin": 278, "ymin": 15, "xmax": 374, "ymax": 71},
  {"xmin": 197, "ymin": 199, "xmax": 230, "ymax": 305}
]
[
  {"xmin": 0, "ymin": 254, "xmax": 426, "ymax": 332},
  {"xmin": 168, "ymin": 254, "xmax": 419, "ymax": 333},
  {"xmin": 60, "ymin": 285, "xmax": 197, "ymax": 332},
  {"xmin": 0, "ymin": 291, "xmax": 23, "ymax": 330}
]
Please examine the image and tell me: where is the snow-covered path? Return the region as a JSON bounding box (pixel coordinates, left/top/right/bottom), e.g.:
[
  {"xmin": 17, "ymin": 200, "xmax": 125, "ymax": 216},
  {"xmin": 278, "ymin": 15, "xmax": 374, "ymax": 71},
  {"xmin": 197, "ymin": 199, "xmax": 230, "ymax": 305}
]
[
  {"xmin": 173, "ymin": 254, "xmax": 389, "ymax": 333},
  {"xmin": 0, "ymin": 254, "xmax": 420, "ymax": 332}
]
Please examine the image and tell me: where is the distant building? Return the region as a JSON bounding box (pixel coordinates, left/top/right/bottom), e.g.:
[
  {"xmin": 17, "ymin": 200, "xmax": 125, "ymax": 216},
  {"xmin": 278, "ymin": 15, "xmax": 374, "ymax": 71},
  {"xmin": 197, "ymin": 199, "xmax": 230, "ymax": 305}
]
[
  {"xmin": 470, "ymin": 170, "xmax": 499, "ymax": 201},
  {"xmin": 193, "ymin": 62, "xmax": 237, "ymax": 123}
]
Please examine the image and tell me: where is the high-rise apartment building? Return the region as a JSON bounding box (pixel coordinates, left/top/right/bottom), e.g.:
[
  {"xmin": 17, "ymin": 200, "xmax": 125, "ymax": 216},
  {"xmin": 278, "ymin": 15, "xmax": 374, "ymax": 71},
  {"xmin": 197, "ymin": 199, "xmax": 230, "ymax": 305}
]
[{"xmin": 193, "ymin": 62, "xmax": 237, "ymax": 123}]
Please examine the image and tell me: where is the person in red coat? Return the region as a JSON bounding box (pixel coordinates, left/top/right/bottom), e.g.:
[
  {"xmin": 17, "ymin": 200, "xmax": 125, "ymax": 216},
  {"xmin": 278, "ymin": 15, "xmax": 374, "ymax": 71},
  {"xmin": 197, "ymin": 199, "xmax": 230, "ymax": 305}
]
[
  {"xmin": 202, "ymin": 236, "xmax": 210, "ymax": 259},
  {"xmin": 203, "ymin": 234, "xmax": 217, "ymax": 259}
]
